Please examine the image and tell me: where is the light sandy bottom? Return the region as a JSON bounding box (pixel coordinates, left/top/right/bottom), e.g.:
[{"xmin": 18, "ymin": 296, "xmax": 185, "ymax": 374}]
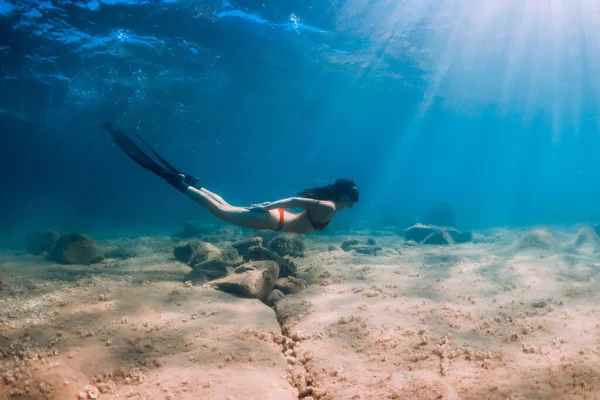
[
  {"xmin": 0, "ymin": 249, "xmax": 295, "ymax": 400},
  {"xmin": 2, "ymin": 227, "xmax": 600, "ymax": 399}
]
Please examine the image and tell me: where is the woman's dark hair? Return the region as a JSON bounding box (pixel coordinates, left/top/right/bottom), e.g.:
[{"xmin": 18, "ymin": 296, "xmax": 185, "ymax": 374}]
[{"xmin": 299, "ymin": 179, "xmax": 359, "ymax": 202}]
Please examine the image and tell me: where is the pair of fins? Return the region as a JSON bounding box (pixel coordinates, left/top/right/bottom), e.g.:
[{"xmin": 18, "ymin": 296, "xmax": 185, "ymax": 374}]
[{"xmin": 102, "ymin": 122, "xmax": 199, "ymax": 193}]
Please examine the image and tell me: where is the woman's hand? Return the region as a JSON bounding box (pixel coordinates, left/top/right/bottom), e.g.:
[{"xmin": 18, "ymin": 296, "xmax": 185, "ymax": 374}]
[{"xmin": 246, "ymin": 201, "xmax": 272, "ymax": 212}]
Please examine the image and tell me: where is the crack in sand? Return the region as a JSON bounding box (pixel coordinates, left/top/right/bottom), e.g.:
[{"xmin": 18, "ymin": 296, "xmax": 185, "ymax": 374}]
[{"xmin": 276, "ymin": 323, "xmax": 322, "ymax": 400}]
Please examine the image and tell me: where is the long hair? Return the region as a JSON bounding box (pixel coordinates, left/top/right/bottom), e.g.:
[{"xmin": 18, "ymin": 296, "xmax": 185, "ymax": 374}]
[{"xmin": 299, "ymin": 179, "xmax": 358, "ymax": 202}]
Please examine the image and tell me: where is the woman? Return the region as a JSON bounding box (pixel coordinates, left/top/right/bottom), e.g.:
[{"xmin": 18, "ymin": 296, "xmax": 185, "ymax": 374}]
[{"xmin": 103, "ymin": 122, "xmax": 359, "ymax": 234}]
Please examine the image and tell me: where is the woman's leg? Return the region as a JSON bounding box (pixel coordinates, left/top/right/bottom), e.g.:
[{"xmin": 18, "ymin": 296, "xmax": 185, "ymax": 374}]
[
  {"xmin": 185, "ymin": 187, "xmax": 279, "ymax": 230},
  {"xmin": 199, "ymin": 188, "xmax": 229, "ymax": 206}
]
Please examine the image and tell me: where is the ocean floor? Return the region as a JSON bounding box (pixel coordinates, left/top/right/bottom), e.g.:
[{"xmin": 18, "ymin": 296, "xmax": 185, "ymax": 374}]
[{"xmin": 2, "ymin": 224, "xmax": 600, "ymax": 399}]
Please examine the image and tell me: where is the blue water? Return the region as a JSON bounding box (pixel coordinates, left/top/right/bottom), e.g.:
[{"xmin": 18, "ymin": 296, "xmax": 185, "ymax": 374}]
[{"xmin": 2, "ymin": 0, "xmax": 600, "ymax": 243}]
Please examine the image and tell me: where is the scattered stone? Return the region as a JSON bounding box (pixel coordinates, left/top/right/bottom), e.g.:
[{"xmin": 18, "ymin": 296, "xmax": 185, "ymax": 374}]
[
  {"xmin": 274, "ymin": 277, "xmax": 307, "ymax": 295},
  {"xmin": 341, "ymin": 237, "xmax": 361, "ymax": 251},
  {"xmin": 267, "ymin": 235, "xmax": 305, "ymax": 257},
  {"xmin": 231, "ymin": 237, "xmax": 263, "ymax": 256},
  {"xmin": 173, "ymin": 239, "xmax": 223, "ymax": 267},
  {"xmin": 24, "ymin": 228, "xmax": 60, "ymax": 255},
  {"xmin": 48, "ymin": 233, "xmax": 104, "ymax": 265},
  {"xmin": 211, "ymin": 260, "xmax": 279, "ymax": 301},
  {"xmin": 265, "ymin": 289, "xmax": 285, "ymax": 307},
  {"xmin": 244, "ymin": 246, "xmax": 297, "ymax": 277}
]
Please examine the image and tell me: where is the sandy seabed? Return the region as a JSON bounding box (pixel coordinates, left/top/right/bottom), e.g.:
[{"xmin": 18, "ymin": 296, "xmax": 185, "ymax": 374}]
[{"xmin": 1, "ymin": 225, "xmax": 600, "ymax": 400}]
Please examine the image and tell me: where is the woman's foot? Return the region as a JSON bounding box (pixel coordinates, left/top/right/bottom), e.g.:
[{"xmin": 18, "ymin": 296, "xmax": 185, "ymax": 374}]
[
  {"xmin": 164, "ymin": 173, "xmax": 200, "ymax": 193},
  {"xmin": 184, "ymin": 174, "xmax": 199, "ymax": 188}
]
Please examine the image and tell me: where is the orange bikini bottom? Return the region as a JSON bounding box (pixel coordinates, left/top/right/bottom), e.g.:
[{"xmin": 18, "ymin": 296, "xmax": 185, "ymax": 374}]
[{"xmin": 275, "ymin": 208, "xmax": 284, "ymax": 231}]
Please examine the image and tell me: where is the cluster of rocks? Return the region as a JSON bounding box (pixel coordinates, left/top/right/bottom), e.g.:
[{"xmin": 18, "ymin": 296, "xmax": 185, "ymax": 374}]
[{"xmin": 174, "ymin": 234, "xmax": 306, "ymax": 307}]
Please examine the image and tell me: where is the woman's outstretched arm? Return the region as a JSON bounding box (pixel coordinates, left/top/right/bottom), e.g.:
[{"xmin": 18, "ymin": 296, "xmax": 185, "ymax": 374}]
[{"xmin": 249, "ymin": 197, "xmax": 321, "ymax": 211}]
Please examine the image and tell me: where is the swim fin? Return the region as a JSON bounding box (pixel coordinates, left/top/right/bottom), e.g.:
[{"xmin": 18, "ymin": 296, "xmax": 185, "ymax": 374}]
[{"xmin": 102, "ymin": 122, "xmax": 199, "ymax": 194}]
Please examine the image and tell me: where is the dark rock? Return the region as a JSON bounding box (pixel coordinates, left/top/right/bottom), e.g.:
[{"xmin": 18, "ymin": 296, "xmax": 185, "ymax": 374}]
[
  {"xmin": 455, "ymin": 231, "xmax": 473, "ymax": 244},
  {"xmin": 274, "ymin": 277, "xmax": 307, "ymax": 295},
  {"xmin": 422, "ymin": 231, "xmax": 453, "ymax": 245},
  {"xmin": 443, "ymin": 227, "xmax": 461, "ymax": 242},
  {"xmin": 274, "ymin": 295, "xmax": 311, "ymax": 327},
  {"xmin": 341, "ymin": 237, "xmax": 361, "ymax": 251},
  {"xmin": 173, "ymin": 239, "xmax": 222, "ymax": 267},
  {"xmin": 347, "ymin": 244, "xmax": 382, "ymax": 255},
  {"xmin": 244, "ymin": 246, "xmax": 297, "ymax": 277},
  {"xmin": 234, "ymin": 260, "xmax": 275, "ymax": 274},
  {"xmin": 48, "ymin": 233, "xmax": 104, "ymax": 265},
  {"xmin": 405, "ymin": 225, "xmax": 439, "ymax": 243},
  {"xmin": 174, "ymin": 241, "xmax": 194, "ymax": 263},
  {"xmin": 183, "ymin": 270, "xmax": 209, "ymax": 286},
  {"xmin": 366, "ymin": 237, "xmax": 378, "ymax": 245},
  {"xmin": 253, "ymin": 230, "xmax": 280, "ymax": 245},
  {"xmin": 422, "ymin": 201, "xmax": 456, "ymax": 228},
  {"xmin": 211, "ymin": 260, "xmax": 279, "ymax": 301},
  {"xmin": 24, "ymin": 228, "xmax": 60, "ymax": 255},
  {"xmin": 219, "ymin": 245, "xmax": 240, "ymax": 261},
  {"xmin": 231, "ymin": 237, "xmax": 263, "ymax": 256},
  {"xmin": 265, "ymin": 289, "xmax": 285, "ymax": 307},
  {"xmin": 193, "ymin": 259, "xmax": 242, "ymax": 280},
  {"xmin": 267, "ymin": 235, "xmax": 305, "ymax": 257}
]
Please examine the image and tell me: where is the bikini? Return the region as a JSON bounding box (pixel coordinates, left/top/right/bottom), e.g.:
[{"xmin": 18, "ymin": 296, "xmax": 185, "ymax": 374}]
[{"xmin": 274, "ymin": 208, "xmax": 331, "ymax": 231}]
